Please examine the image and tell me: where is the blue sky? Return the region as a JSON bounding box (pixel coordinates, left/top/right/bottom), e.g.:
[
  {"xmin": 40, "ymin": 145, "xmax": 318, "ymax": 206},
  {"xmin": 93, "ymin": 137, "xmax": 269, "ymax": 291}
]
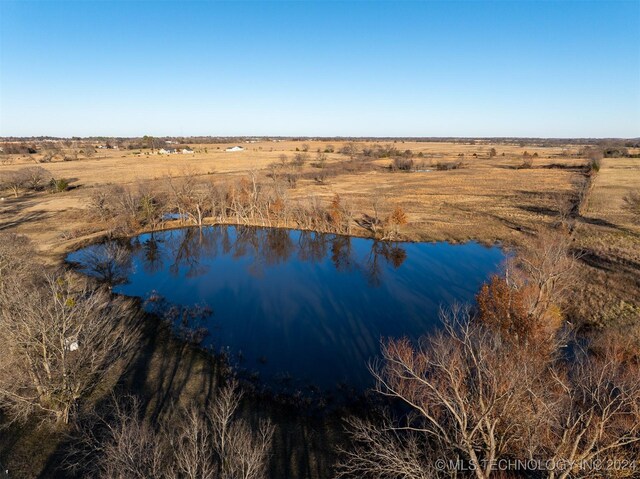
[{"xmin": 1, "ymin": 1, "xmax": 639, "ymax": 137}]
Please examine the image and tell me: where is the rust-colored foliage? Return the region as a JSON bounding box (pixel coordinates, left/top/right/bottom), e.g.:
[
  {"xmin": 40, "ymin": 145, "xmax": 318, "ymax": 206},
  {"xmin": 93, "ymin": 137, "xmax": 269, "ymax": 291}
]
[
  {"xmin": 270, "ymin": 197, "xmax": 285, "ymax": 217},
  {"xmin": 476, "ymin": 275, "xmax": 562, "ymax": 345},
  {"xmin": 328, "ymin": 194, "xmax": 344, "ymax": 227},
  {"xmin": 476, "ymin": 275, "xmax": 530, "ymax": 340},
  {"xmin": 388, "ymin": 205, "xmax": 408, "ymax": 226},
  {"xmin": 237, "ymin": 177, "xmax": 252, "ymax": 204}
]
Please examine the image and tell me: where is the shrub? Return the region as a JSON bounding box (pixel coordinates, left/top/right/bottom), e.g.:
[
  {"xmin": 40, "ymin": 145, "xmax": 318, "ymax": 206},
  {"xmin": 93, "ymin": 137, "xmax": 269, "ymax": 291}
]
[
  {"xmin": 0, "ymin": 166, "xmax": 51, "ymax": 197},
  {"xmin": 476, "ymin": 275, "xmax": 531, "ymax": 340},
  {"xmin": 435, "ymin": 160, "xmax": 464, "ymax": 171},
  {"xmin": 50, "ymin": 178, "xmax": 70, "ymax": 193},
  {"xmin": 603, "ymin": 146, "xmax": 629, "ymax": 158},
  {"xmin": 292, "ymin": 152, "xmax": 308, "ymax": 168},
  {"xmin": 391, "ymin": 157, "xmax": 414, "ymax": 171}
]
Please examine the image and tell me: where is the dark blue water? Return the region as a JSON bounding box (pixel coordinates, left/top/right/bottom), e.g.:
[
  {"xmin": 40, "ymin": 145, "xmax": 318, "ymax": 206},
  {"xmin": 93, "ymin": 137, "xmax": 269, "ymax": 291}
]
[{"xmin": 68, "ymin": 226, "xmax": 504, "ymax": 393}]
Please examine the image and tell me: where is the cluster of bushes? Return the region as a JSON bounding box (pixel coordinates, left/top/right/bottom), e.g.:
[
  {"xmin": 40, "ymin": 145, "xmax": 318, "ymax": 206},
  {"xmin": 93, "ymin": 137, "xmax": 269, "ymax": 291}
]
[
  {"xmin": 0, "ymin": 166, "xmax": 70, "ymax": 197},
  {"xmin": 390, "ymin": 157, "xmax": 414, "ymax": 171},
  {"xmin": 581, "ymin": 145, "xmax": 640, "ymax": 160},
  {"xmin": 0, "ymin": 142, "xmax": 38, "ymax": 154},
  {"xmin": 602, "ymin": 146, "xmax": 638, "ymax": 158},
  {"xmin": 435, "ymin": 159, "xmax": 465, "ymax": 170}
]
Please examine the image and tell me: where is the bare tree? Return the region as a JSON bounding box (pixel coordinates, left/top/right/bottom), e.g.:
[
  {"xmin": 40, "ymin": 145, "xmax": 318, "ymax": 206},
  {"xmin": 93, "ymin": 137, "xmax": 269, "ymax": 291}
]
[
  {"xmin": 513, "ymin": 230, "xmax": 576, "ymax": 321},
  {"xmin": 23, "ymin": 166, "xmax": 51, "ymax": 190},
  {"xmin": 1, "ymin": 166, "xmax": 52, "ymax": 197},
  {"xmin": 89, "ymin": 186, "xmax": 117, "ymax": 221},
  {"xmin": 337, "ymin": 414, "xmax": 440, "ymax": 479},
  {"xmin": 92, "ymin": 396, "xmax": 170, "ymax": 479},
  {"xmin": 553, "ymin": 192, "xmax": 575, "ymax": 230},
  {"xmin": 0, "ymin": 271, "xmax": 141, "ymax": 424},
  {"xmin": 1, "ymin": 169, "xmax": 28, "ymax": 197},
  {"xmin": 0, "ymin": 232, "xmax": 35, "ymax": 289},
  {"xmin": 538, "ymin": 350, "xmax": 640, "ymax": 479},
  {"xmin": 340, "ymin": 142, "xmax": 359, "ymax": 159},
  {"xmin": 292, "ymin": 152, "xmax": 309, "ymax": 169},
  {"xmin": 314, "ymin": 151, "xmax": 328, "ymax": 168},
  {"xmin": 203, "ymin": 380, "xmax": 274, "ymax": 479},
  {"xmin": 88, "ymin": 183, "xmax": 166, "ymax": 234},
  {"xmin": 70, "ymin": 381, "xmax": 274, "ymax": 479},
  {"xmin": 171, "ymin": 405, "xmax": 219, "ymax": 479},
  {"xmin": 167, "ymin": 173, "xmax": 213, "ymax": 227},
  {"xmin": 359, "ymin": 191, "xmax": 386, "ymax": 238},
  {"xmin": 83, "ymin": 144, "xmax": 96, "ymax": 159},
  {"xmin": 340, "ymin": 306, "xmax": 549, "ymax": 479},
  {"xmin": 39, "ymin": 144, "xmax": 61, "ymax": 163}
]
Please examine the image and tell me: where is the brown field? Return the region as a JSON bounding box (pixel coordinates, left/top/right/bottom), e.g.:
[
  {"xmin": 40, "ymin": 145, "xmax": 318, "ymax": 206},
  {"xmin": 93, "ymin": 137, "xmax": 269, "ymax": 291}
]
[{"xmin": 0, "ymin": 141, "xmax": 603, "ymax": 247}]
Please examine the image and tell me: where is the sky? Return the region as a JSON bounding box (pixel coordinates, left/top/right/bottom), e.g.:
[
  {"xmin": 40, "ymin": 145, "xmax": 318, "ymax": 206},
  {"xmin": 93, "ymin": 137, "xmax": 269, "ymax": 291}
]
[{"xmin": 1, "ymin": 0, "xmax": 639, "ymax": 138}]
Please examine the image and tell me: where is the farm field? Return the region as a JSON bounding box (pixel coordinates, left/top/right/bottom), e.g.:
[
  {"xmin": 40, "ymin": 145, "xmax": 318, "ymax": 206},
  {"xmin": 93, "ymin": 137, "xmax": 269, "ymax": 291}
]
[{"xmin": 1, "ymin": 140, "xmax": 618, "ymax": 251}]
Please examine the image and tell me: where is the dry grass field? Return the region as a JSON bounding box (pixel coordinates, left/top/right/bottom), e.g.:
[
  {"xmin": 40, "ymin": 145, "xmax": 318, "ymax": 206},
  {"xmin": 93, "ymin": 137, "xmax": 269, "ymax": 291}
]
[
  {"xmin": 0, "ymin": 140, "xmax": 590, "ymax": 251},
  {"xmin": 574, "ymin": 157, "xmax": 640, "ymax": 328}
]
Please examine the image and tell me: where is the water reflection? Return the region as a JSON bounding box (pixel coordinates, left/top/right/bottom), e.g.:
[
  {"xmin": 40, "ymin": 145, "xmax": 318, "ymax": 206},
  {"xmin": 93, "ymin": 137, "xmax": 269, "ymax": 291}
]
[
  {"xmin": 78, "ymin": 226, "xmax": 409, "ymax": 288},
  {"xmin": 68, "ymin": 226, "xmax": 504, "ymax": 394}
]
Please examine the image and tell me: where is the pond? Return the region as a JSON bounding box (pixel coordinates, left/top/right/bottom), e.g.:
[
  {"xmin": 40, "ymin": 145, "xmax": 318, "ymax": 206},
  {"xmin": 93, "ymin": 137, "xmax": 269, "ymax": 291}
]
[{"xmin": 67, "ymin": 226, "xmax": 505, "ymax": 395}]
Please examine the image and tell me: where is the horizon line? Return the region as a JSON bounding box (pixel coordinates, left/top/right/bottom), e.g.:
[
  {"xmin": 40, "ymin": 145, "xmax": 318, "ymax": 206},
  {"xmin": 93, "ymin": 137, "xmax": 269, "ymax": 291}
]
[{"xmin": 2, "ymin": 135, "xmax": 639, "ymax": 141}]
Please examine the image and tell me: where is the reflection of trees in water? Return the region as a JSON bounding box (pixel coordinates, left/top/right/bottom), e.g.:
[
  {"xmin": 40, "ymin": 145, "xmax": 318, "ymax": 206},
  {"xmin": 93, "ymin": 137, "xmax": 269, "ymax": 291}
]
[
  {"xmin": 140, "ymin": 233, "xmax": 164, "ymax": 274},
  {"xmin": 72, "ymin": 226, "xmax": 413, "ymax": 394},
  {"xmin": 76, "ymin": 240, "xmax": 134, "ymax": 285},
  {"xmin": 297, "ymin": 231, "xmax": 330, "ymax": 263},
  {"xmin": 363, "ymin": 241, "xmax": 408, "ymax": 287},
  {"xmin": 105, "ymin": 226, "xmax": 409, "ymax": 287},
  {"xmin": 230, "ymin": 226, "xmax": 295, "ymax": 277},
  {"xmin": 165, "ymin": 227, "xmax": 218, "ymax": 279},
  {"xmin": 264, "ymin": 228, "xmax": 296, "ymax": 265},
  {"xmin": 220, "ymin": 226, "xmax": 232, "ymax": 256},
  {"xmin": 331, "ymin": 235, "xmax": 354, "ymax": 272}
]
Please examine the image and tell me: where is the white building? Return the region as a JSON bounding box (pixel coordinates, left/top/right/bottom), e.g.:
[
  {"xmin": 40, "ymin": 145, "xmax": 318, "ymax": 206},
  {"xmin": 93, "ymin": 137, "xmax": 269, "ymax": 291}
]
[
  {"xmin": 225, "ymin": 146, "xmax": 244, "ymax": 152},
  {"xmin": 182, "ymin": 148, "xmax": 194, "ymax": 154},
  {"xmin": 65, "ymin": 336, "xmax": 79, "ymax": 352}
]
